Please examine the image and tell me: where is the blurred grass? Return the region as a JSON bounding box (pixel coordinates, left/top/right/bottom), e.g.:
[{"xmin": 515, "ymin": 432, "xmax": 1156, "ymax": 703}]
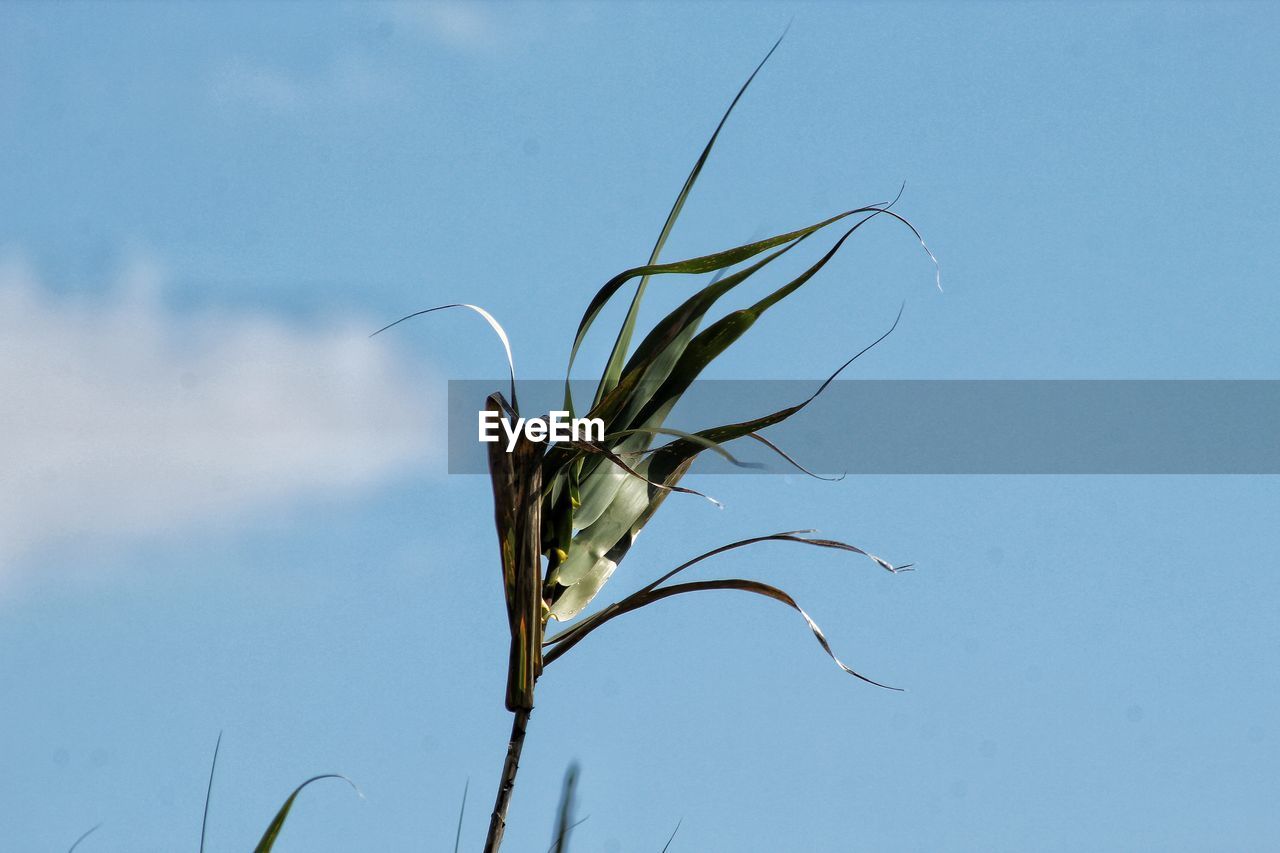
[
  {"xmin": 65, "ymin": 753, "xmax": 669, "ymax": 852},
  {"xmin": 67, "ymin": 742, "xmax": 650, "ymax": 845}
]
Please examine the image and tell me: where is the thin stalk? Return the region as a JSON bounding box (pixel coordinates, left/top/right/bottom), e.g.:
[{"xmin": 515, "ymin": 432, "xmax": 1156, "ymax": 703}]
[{"xmin": 484, "ymin": 708, "xmax": 532, "ymax": 853}]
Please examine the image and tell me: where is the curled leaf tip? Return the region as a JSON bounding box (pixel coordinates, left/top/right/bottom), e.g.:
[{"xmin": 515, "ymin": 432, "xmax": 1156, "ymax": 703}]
[
  {"xmin": 748, "ymin": 432, "xmax": 842, "ymax": 481},
  {"xmin": 370, "ymin": 302, "xmax": 518, "ymax": 409},
  {"xmin": 67, "ymin": 823, "xmax": 102, "ymax": 853}
]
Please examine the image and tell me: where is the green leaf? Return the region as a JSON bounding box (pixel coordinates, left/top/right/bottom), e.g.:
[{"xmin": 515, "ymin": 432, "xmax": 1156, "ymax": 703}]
[
  {"xmin": 741, "ymin": 431, "xmax": 844, "ymax": 480},
  {"xmin": 545, "ymin": 230, "xmax": 899, "ymax": 620},
  {"xmin": 254, "ymin": 775, "xmax": 359, "ymax": 853},
  {"xmin": 549, "ymin": 464, "xmax": 656, "ymax": 590},
  {"xmin": 569, "ymin": 440, "xmax": 722, "ymax": 508},
  {"xmin": 558, "ymin": 431, "xmax": 650, "ymax": 532},
  {"xmin": 544, "ymin": 200, "xmax": 931, "ymax": 620},
  {"xmin": 605, "ymin": 426, "xmax": 756, "ymax": 468},
  {"xmin": 544, "ymin": 530, "xmax": 907, "ymax": 689},
  {"xmin": 553, "ymin": 219, "xmax": 849, "ymax": 504},
  {"xmin": 563, "ymin": 424, "xmax": 749, "ymax": 533},
  {"xmin": 546, "ymin": 530, "xmax": 905, "ymax": 651},
  {"xmin": 595, "ymin": 30, "xmax": 788, "ymax": 405},
  {"xmin": 562, "ymin": 207, "xmax": 869, "ymax": 416},
  {"xmin": 562, "ymin": 205, "xmax": 899, "ymax": 515},
  {"xmin": 552, "ymin": 577, "xmax": 903, "ymax": 689},
  {"xmin": 649, "ymin": 305, "xmax": 904, "ymax": 474},
  {"xmin": 622, "ymin": 214, "xmax": 884, "ymax": 434},
  {"xmin": 586, "ymin": 236, "xmax": 809, "ymax": 435}
]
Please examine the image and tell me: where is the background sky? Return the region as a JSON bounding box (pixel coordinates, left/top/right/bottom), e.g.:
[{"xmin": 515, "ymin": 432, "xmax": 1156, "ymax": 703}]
[{"xmin": 2, "ymin": 2, "xmax": 1278, "ymax": 851}]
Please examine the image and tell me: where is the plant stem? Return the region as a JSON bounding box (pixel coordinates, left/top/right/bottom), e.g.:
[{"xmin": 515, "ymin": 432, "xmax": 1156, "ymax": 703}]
[{"xmin": 484, "ymin": 707, "xmax": 531, "ymax": 853}]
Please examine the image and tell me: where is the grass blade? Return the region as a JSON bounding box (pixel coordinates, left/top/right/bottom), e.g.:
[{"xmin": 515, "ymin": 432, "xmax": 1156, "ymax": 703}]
[
  {"xmin": 584, "ymin": 237, "xmax": 808, "ymax": 435},
  {"xmin": 373, "ymin": 303, "xmax": 518, "ymax": 411},
  {"xmin": 66, "ymin": 823, "xmax": 100, "ymax": 853},
  {"xmin": 454, "ymin": 778, "xmax": 469, "ymax": 853},
  {"xmin": 745, "ymin": 431, "xmax": 844, "ymax": 480},
  {"xmin": 545, "ymin": 279, "xmax": 903, "ymax": 621},
  {"xmin": 549, "ymin": 762, "xmax": 580, "ymax": 853},
  {"xmin": 563, "ymin": 207, "xmax": 869, "ymax": 415},
  {"xmin": 661, "ymin": 818, "xmax": 683, "ymax": 853},
  {"xmin": 253, "ymin": 775, "xmax": 359, "ymax": 853},
  {"xmin": 634, "ymin": 532, "xmax": 906, "ymax": 595},
  {"xmin": 647, "ymin": 304, "xmax": 904, "ymax": 473},
  {"xmin": 623, "ymin": 213, "xmax": 885, "ymax": 433},
  {"xmin": 596, "ymin": 30, "xmax": 788, "ymax": 403},
  {"xmin": 200, "ymin": 731, "xmax": 222, "ymax": 853},
  {"xmin": 570, "ymin": 440, "xmax": 723, "ymax": 508},
  {"xmin": 567, "ymin": 207, "xmax": 888, "ymax": 516},
  {"xmin": 545, "ymin": 532, "xmax": 906, "ymax": 676},
  {"xmin": 611, "ymin": 426, "xmax": 759, "ymax": 468},
  {"xmin": 550, "ymin": 577, "xmax": 901, "ymax": 689}
]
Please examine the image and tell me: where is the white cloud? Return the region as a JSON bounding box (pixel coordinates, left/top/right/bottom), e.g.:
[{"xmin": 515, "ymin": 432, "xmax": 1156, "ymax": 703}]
[
  {"xmin": 210, "ymin": 54, "xmax": 402, "ymax": 113},
  {"xmin": 210, "ymin": 61, "xmax": 304, "ymax": 111},
  {"xmin": 386, "ymin": 1, "xmax": 504, "ymax": 53},
  {"xmin": 0, "ymin": 254, "xmax": 436, "ymax": 583},
  {"xmin": 382, "ymin": 1, "xmax": 593, "ymax": 55}
]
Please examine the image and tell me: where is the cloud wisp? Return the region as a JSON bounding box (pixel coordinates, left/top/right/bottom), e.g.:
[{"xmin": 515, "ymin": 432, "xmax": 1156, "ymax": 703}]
[
  {"xmin": 209, "ymin": 53, "xmax": 402, "ymax": 113},
  {"xmin": 380, "ymin": 1, "xmax": 591, "ymax": 55},
  {"xmin": 0, "ymin": 256, "xmax": 435, "ymax": 583},
  {"xmin": 385, "ymin": 1, "xmax": 504, "ymax": 53}
]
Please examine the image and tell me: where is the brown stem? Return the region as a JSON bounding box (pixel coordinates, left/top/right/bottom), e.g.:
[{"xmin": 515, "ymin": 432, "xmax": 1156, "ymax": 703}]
[{"xmin": 483, "ymin": 707, "xmax": 531, "ymax": 853}]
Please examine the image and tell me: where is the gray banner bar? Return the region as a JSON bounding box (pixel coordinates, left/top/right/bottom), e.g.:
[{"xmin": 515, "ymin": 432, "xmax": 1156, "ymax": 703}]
[{"xmin": 447, "ymin": 380, "xmax": 1280, "ymax": 474}]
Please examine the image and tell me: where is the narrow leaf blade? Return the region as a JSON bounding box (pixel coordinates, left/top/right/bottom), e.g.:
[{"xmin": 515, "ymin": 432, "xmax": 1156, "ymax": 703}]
[
  {"xmin": 254, "ymin": 775, "xmax": 359, "ymax": 853},
  {"xmin": 596, "ymin": 31, "xmax": 788, "ymax": 402}
]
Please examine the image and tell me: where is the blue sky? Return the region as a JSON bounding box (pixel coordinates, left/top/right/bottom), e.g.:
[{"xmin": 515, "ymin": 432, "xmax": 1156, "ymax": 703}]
[{"xmin": 2, "ymin": 2, "xmax": 1278, "ymax": 850}]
